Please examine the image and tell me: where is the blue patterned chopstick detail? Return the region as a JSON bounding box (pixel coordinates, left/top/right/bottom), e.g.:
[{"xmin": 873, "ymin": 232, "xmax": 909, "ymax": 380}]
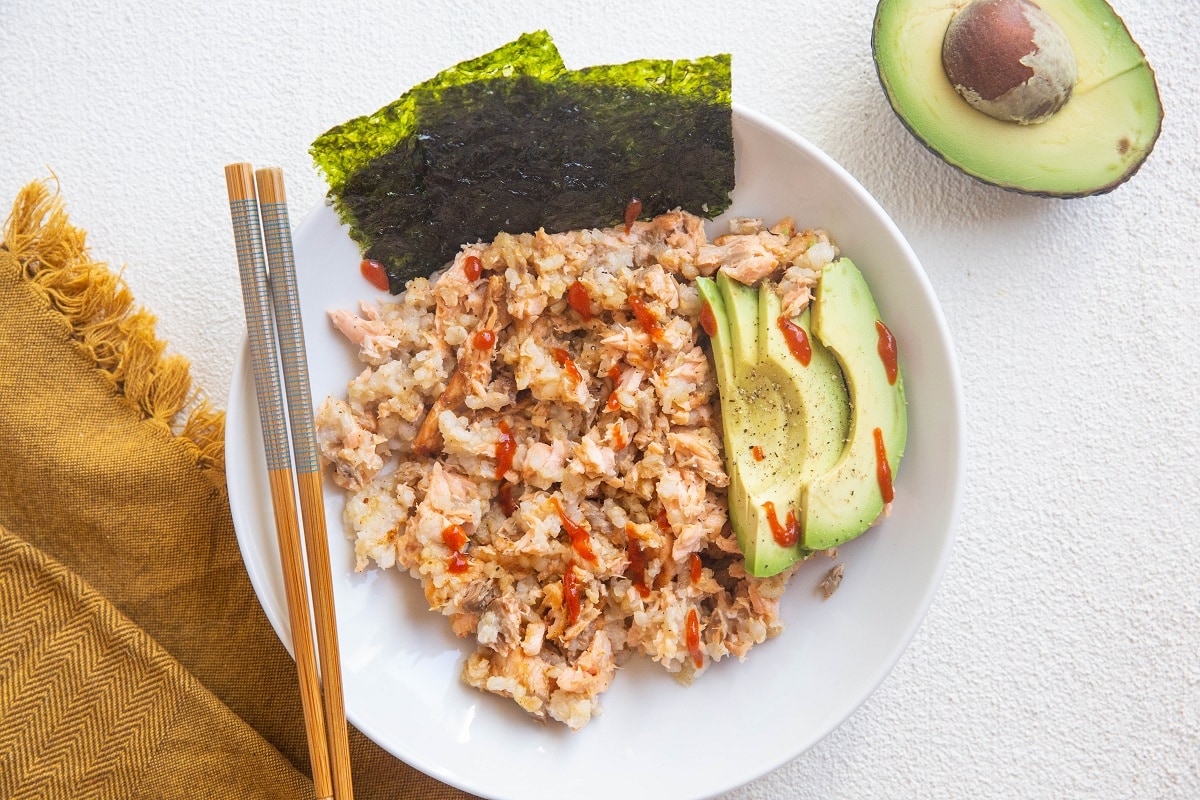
[
  {"xmin": 258, "ymin": 194, "xmax": 320, "ymax": 476},
  {"xmin": 228, "ymin": 196, "xmax": 292, "ymax": 473}
]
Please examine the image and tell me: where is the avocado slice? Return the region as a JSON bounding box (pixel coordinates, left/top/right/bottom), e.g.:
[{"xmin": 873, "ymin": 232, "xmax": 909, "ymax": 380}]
[
  {"xmin": 872, "ymin": 0, "xmax": 1162, "ymax": 197},
  {"xmin": 800, "ymin": 258, "xmax": 907, "ymax": 551},
  {"xmin": 696, "ymin": 273, "xmax": 849, "ymax": 577}
]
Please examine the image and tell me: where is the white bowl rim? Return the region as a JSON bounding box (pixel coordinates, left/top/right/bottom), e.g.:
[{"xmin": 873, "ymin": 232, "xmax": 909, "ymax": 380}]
[{"xmin": 225, "ymin": 102, "xmax": 966, "ymax": 799}]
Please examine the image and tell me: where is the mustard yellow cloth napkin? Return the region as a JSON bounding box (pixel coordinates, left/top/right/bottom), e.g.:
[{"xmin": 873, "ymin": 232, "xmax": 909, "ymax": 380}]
[{"xmin": 0, "ymin": 181, "xmax": 475, "ymax": 799}]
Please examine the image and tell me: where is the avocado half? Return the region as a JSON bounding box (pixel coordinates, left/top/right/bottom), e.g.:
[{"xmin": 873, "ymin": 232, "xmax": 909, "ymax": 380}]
[{"xmin": 872, "ymin": 0, "xmax": 1163, "ymax": 197}]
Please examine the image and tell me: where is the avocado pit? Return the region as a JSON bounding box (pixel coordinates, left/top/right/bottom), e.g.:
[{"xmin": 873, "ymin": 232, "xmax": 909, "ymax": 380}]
[{"xmin": 942, "ymin": 0, "xmax": 1077, "ymax": 124}]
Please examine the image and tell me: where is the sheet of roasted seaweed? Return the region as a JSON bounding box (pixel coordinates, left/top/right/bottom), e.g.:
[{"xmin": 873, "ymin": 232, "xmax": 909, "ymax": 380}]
[{"xmin": 311, "ymin": 32, "xmax": 733, "ymax": 291}]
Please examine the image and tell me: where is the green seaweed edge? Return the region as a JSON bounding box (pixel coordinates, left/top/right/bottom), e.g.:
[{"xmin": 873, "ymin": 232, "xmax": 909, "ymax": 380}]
[
  {"xmin": 569, "ymin": 53, "xmax": 731, "ymax": 106},
  {"xmin": 311, "ymin": 30, "xmax": 566, "ymax": 197}
]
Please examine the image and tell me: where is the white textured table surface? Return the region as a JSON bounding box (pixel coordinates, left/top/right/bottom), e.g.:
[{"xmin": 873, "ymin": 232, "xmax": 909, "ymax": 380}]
[{"xmin": 4, "ymin": 1, "xmax": 1198, "ymax": 797}]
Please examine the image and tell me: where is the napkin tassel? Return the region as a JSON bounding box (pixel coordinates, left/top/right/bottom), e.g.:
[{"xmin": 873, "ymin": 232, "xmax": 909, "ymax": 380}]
[{"xmin": 2, "ymin": 178, "xmax": 225, "ymax": 473}]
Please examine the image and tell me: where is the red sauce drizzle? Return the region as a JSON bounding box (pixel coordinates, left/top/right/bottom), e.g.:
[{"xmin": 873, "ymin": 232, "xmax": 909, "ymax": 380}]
[
  {"xmin": 497, "ymin": 483, "xmax": 517, "ymax": 517},
  {"xmin": 605, "ymin": 363, "xmax": 622, "ymax": 410},
  {"xmin": 656, "ymin": 509, "xmax": 672, "ymax": 535},
  {"xmin": 624, "ymin": 197, "xmax": 642, "ymax": 234},
  {"xmin": 628, "ymin": 295, "xmax": 663, "ymax": 341},
  {"xmin": 752, "ymin": 445, "xmax": 765, "ymax": 461},
  {"xmin": 462, "ymin": 254, "xmax": 482, "ymax": 281},
  {"xmin": 494, "ymin": 421, "xmax": 515, "ymax": 479},
  {"xmin": 685, "ymin": 608, "xmax": 703, "ymax": 669},
  {"xmin": 442, "ymin": 523, "xmax": 468, "ymax": 551},
  {"xmin": 360, "ymin": 259, "xmax": 390, "ymax": 292},
  {"xmin": 472, "ymin": 329, "xmax": 495, "ymax": 350},
  {"xmin": 441, "ymin": 524, "xmax": 470, "ymax": 574},
  {"xmin": 611, "ymin": 424, "xmax": 627, "ymax": 450},
  {"xmin": 552, "ymin": 348, "xmax": 582, "ymax": 386},
  {"xmin": 763, "ymin": 500, "xmax": 799, "ymax": 547},
  {"xmin": 567, "ymin": 281, "xmax": 593, "ymax": 321},
  {"xmin": 874, "ymin": 427, "xmax": 894, "ymax": 504},
  {"xmin": 777, "ymin": 316, "xmax": 812, "ymax": 366},
  {"xmin": 553, "ymin": 497, "xmax": 597, "ymax": 563},
  {"xmin": 563, "ymin": 566, "xmax": 581, "ymax": 626},
  {"xmin": 876, "ymin": 320, "xmax": 898, "ymax": 385},
  {"xmin": 699, "ymin": 301, "xmax": 717, "ymax": 337},
  {"xmin": 689, "ymin": 553, "xmax": 702, "ymax": 584},
  {"xmin": 625, "ymin": 524, "xmax": 651, "ymax": 598}
]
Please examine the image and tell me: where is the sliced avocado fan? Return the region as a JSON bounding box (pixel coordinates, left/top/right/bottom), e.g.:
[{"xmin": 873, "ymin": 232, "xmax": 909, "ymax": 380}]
[
  {"xmin": 696, "ymin": 273, "xmax": 849, "ymax": 577},
  {"xmin": 697, "ymin": 258, "xmax": 907, "ymax": 577}
]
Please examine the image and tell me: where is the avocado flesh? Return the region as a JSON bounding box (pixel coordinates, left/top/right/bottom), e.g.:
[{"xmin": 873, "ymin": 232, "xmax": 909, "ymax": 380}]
[
  {"xmin": 696, "ymin": 273, "xmax": 849, "ymax": 577},
  {"xmin": 801, "ymin": 258, "xmax": 907, "ymax": 551},
  {"xmin": 872, "ymin": 0, "xmax": 1162, "ymax": 197}
]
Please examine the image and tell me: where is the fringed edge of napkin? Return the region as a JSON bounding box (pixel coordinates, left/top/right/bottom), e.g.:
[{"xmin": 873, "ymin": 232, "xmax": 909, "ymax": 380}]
[{"xmin": 2, "ymin": 178, "xmax": 225, "ymax": 475}]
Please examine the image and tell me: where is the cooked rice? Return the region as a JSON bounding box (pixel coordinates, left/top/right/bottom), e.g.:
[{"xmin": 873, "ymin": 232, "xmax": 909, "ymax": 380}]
[{"xmin": 317, "ymin": 210, "xmax": 837, "ymax": 729}]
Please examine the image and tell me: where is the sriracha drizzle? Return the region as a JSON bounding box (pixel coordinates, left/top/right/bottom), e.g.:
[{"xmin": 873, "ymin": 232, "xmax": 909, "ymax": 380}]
[
  {"xmin": 628, "ymin": 295, "xmax": 663, "ymax": 340},
  {"xmin": 624, "ymin": 197, "xmax": 643, "ymax": 233},
  {"xmin": 763, "ymin": 500, "xmax": 799, "ymax": 547},
  {"xmin": 611, "ymin": 424, "xmax": 627, "ymax": 449},
  {"xmin": 563, "ymin": 567, "xmax": 581, "ymax": 626},
  {"xmin": 553, "ymin": 497, "xmax": 597, "ymax": 563},
  {"xmin": 874, "ymin": 427, "xmax": 894, "ymax": 503},
  {"xmin": 462, "ymin": 254, "xmax": 482, "ymax": 281},
  {"xmin": 360, "ymin": 259, "xmax": 390, "ymax": 292},
  {"xmin": 625, "ymin": 524, "xmax": 651, "ymax": 598},
  {"xmin": 494, "ymin": 421, "xmax": 515, "ymax": 479},
  {"xmin": 567, "ymin": 281, "xmax": 593, "ymax": 321},
  {"xmin": 778, "ymin": 316, "xmax": 812, "ymax": 366},
  {"xmin": 552, "ymin": 347, "xmax": 582, "ymax": 386},
  {"xmin": 685, "ymin": 608, "xmax": 703, "ymax": 669},
  {"xmin": 699, "ymin": 301, "xmax": 717, "ymax": 337},
  {"xmin": 876, "ymin": 320, "xmax": 898, "ymax": 385},
  {"xmin": 606, "ymin": 365, "xmax": 622, "ymax": 410},
  {"xmin": 442, "ymin": 524, "xmax": 470, "ymax": 574}
]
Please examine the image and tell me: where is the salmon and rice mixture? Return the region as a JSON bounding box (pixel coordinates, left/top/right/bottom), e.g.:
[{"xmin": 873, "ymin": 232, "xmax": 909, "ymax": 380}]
[{"xmin": 316, "ymin": 209, "xmax": 839, "ymax": 729}]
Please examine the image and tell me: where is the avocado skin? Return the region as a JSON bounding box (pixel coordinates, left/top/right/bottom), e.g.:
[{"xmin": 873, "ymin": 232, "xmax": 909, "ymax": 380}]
[{"xmin": 871, "ymin": 0, "xmax": 1163, "ymax": 198}]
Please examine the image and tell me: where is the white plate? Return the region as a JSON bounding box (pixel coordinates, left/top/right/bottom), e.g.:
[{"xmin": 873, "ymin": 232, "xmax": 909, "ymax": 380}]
[{"xmin": 226, "ymin": 106, "xmax": 964, "ymax": 800}]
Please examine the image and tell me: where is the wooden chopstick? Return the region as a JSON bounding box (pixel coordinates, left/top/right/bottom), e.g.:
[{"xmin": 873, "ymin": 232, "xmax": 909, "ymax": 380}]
[
  {"xmin": 223, "ymin": 162, "xmax": 337, "ymax": 800},
  {"xmin": 254, "ymin": 166, "xmax": 354, "ymax": 800}
]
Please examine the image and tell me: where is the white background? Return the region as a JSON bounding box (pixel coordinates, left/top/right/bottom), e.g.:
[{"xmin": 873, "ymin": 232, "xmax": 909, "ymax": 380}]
[{"xmin": 3, "ymin": 1, "xmax": 1197, "ymax": 797}]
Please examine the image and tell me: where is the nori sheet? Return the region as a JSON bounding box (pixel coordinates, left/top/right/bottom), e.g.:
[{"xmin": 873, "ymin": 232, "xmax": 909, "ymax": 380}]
[
  {"xmin": 311, "ymin": 31, "xmax": 567, "ymax": 198},
  {"xmin": 311, "ymin": 33, "xmax": 733, "ymax": 292}
]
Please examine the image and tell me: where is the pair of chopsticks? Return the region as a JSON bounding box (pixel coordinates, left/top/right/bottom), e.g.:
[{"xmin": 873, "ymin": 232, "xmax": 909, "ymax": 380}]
[{"xmin": 224, "ymin": 163, "xmax": 353, "ymax": 800}]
